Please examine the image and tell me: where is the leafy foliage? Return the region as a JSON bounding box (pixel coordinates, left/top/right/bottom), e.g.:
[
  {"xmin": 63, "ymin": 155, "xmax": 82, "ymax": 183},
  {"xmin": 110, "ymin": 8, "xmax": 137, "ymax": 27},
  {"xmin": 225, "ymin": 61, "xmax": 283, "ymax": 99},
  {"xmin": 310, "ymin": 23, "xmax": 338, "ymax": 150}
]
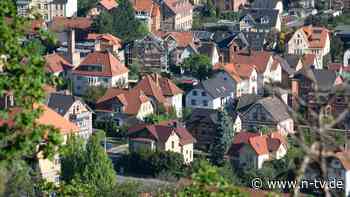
[
  {"xmin": 77, "ymin": 0, "xmax": 98, "ymax": 16},
  {"xmin": 118, "ymin": 151, "xmax": 185, "ymax": 177},
  {"xmin": 182, "ymin": 54, "xmax": 213, "ymax": 80},
  {"xmin": 92, "ymin": 0, "xmax": 148, "ymax": 43},
  {"xmin": 60, "ymin": 132, "xmax": 116, "ymax": 196},
  {"xmin": 82, "ymin": 85, "xmax": 107, "ymax": 104}
]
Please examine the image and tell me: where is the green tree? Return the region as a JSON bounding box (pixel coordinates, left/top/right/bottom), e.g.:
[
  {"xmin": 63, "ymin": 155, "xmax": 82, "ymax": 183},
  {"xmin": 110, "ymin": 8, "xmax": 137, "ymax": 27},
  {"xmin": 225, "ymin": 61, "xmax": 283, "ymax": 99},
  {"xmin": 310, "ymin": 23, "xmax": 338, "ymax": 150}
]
[
  {"xmin": 77, "ymin": 0, "xmax": 98, "ymax": 16},
  {"xmin": 93, "ymin": 0, "xmax": 148, "ymax": 42},
  {"xmin": 82, "ymin": 85, "xmax": 107, "ymax": 104},
  {"xmin": 178, "ymin": 160, "xmax": 247, "ymax": 197},
  {"xmin": 330, "ymin": 36, "xmax": 344, "ymax": 63},
  {"xmin": 182, "ymin": 54, "xmax": 213, "ymax": 80},
  {"xmin": 209, "ymin": 109, "xmax": 233, "ymax": 166}
]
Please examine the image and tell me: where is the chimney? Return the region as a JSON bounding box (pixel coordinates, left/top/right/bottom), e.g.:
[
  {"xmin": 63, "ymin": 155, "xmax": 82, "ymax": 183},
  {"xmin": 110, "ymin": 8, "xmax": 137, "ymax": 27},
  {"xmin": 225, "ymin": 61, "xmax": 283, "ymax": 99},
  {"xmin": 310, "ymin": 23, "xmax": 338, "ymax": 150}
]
[
  {"xmin": 291, "ymin": 79, "xmax": 299, "ymax": 110},
  {"xmin": 67, "ymin": 29, "xmax": 80, "ymax": 67}
]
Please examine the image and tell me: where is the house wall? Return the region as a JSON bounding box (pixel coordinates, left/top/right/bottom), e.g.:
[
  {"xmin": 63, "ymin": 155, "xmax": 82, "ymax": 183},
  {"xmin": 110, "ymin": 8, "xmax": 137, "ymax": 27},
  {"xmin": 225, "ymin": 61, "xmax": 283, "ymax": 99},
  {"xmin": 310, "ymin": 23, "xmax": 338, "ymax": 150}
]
[
  {"xmin": 257, "ymin": 154, "xmax": 270, "ymax": 169},
  {"xmin": 166, "ymin": 93, "xmax": 183, "ymax": 117},
  {"xmin": 344, "ymin": 49, "xmax": 350, "ymax": 66},
  {"xmin": 273, "ymin": 145, "xmax": 287, "ymax": 159},
  {"xmin": 136, "ymin": 101, "xmax": 154, "ymax": 120},
  {"xmin": 38, "ymin": 153, "xmax": 60, "ymax": 183},
  {"xmin": 174, "ymin": 10, "xmax": 193, "ymax": 31},
  {"xmin": 237, "ymin": 145, "xmax": 259, "ymax": 169},
  {"xmin": 181, "ymin": 143, "xmax": 193, "ymax": 164},
  {"xmin": 186, "ymin": 88, "xmax": 219, "ymax": 109},
  {"xmin": 164, "ymin": 132, "xmax": 181, "ymax": 153},
  {"xmin": 277, "ymin": 118, "xmax": 294, "ymax": 135},
  {"xmin": 233, "ymin": 116, "xmax": 242, "ymax": 133},
  {"xmin": 269, "ymin": 64, "xmax": 282, "ymax": 83}
]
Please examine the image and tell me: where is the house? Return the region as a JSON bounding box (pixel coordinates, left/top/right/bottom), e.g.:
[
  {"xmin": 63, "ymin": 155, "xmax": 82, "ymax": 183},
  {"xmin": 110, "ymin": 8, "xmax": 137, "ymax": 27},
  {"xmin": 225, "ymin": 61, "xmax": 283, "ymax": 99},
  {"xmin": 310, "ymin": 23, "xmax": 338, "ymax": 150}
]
[
  {"xmin": 215, "ymin": 32, "xmax": 249, "ymax": 63},
  {"xmin": 186, "ymin": 108, "xmax": 241, "ymax": 151},
  {"xmin": 186, "ymin": 74, "xmax": 236, "ymax": 109},
  {"xmin": 160, "ymin": 0, "xmax": 193, "ymax": 31},
  {"xmin": 46, "ymin": 92, "xmax": 93, "ymax": 140},
  {"xmin": 344, "ymin": 49, "xmax": 350, "ymax": 66},
  {"xmin": 160, "ymin": 31, "xmax": 195, "ymax": 65},
  {"xmin": 239, "ymin": 8, "xmax": 281, "ymax": 33},
  {"xmin": 228, "ymin": 131, "xmax": 287, "ymax": 169},
  {"xmin": 195, "ymin": 42, "xmax": 220, "ymax": 65},
  {"xmin": 287, "ymin": 26, "xmax": 330, "ymax": 69},
  {"xmin": 304, "ymin": 150, "xmax": 350, "ymax": 196},
  {"xmin": 230, "ymin": 51, "xmax": 274, "ymax": 95},
  {"xmin": 72, "ymin": 51, "xmax": 129, "ymax": 96},
  {"xmin": 134, "ymin": 74, "xmax": 184, "ymax": 117},
  {"xmin": 44, "ymin": 53, "xmax": 74, "ymax": 78},
  {"xmin": 239, "ymin": 96, "xmax": 294, "ymax": 135},
  {"xmin": 16, "ymin": 0, "xmax": 77, "ymax": 21},
  {"xmin": 95, "ymin": 88, "xmax": 154, "ymax": 126},
  {"xmin": 125, "ymin": 34, "xmax": 169, "ymax": 73},
  {"xmin": 251, "ymin": 0, "xmax": 283, "ymax": 15},
  {"xmin": 0, "ymin": 104, "xmax": 79, "ymax": 183},
  {"xmin": 214, "ymin": 63, "xmax": 258, "ymax": 97},
  {"xmin": 127, "ymin": 120, "xmax": 195, "ymax": 163},
  {"xmin": 86, "ymin": 33, "xmax": 124, "ymax": 62},
  {"xmin": 213, "ymin": 0, "xmax": 247, "ymax": 11},
  {"xmin": 244, "ymin": 32, "xmax": 267, "ymax": 51},
  {"xmin": 132, "ymin": 0, "xmax": 161, "ymax": 32},
  {"xmin": 88, "ymin": 0, "xmax": 118, "ymax": 17}
]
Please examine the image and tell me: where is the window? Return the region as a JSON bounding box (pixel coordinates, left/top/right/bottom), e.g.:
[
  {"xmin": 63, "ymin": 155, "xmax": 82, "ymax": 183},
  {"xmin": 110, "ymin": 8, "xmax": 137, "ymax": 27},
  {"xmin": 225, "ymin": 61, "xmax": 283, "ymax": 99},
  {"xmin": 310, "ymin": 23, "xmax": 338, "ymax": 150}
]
[
  {"xmin": 201, "ymin": 92, "xmax": 207, "ymax": 96},
  {"xmin": 203, "ymin": 100, "xmax": 208, "ymax": 106},
  {"xmin": 171, "ymin": 141, "xmax": 174, "ymax": 149},
  {"xmin": 191, "ymin": 99, "xmax": 197, "ymax": 105},
  {"xmin": 192, "ymin": 90, "xmax": 197, "ymax": 96}
]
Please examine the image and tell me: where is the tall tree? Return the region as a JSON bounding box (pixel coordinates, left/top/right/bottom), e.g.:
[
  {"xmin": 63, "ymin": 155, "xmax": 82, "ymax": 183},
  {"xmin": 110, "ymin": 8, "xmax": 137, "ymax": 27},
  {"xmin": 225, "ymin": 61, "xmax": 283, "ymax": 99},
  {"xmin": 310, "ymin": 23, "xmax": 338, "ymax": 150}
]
[
  {"xmin": 92, "ymin": 0, "xmax": 148, "ymax": 43},
  {"xmin": 77, "ymin": 0, "xmax": 99, "ymax": 16},
  {"xmin": 209, "ymin": 109, "xmax": 233, "ymax": 166},
  {"xmin": 182, "ymin": 54, "xmax": 213, "ymax": 80}
]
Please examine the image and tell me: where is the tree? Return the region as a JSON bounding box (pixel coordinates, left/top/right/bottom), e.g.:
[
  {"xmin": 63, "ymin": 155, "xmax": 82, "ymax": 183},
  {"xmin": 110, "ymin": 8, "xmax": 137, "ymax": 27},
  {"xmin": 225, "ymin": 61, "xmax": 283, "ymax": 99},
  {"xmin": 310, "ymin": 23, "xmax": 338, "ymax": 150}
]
[
  {"xmin": 77, "ymin": 0, "xmax": 98, "ymax": 16},
  {"xmin": 330, "ymin": 36, "xmax": 344, "ymax": 63},
  {"xmin": 209, "ymin": 109, "xmax": 233, "ymax": 166},
  {"xmin": 0, "ymin": 0, "xmax": 61, "ymax": 171},
  {"xmin": 92, "ymin": 0, "xmax": 148, "ymax": 43},
  {"xmin": 182, "ymin": 54, "xmax": 213, "ymax": 80},
  {"xmin": 82, "ymin": 85, "xmax": 107, "ymax": 104}
]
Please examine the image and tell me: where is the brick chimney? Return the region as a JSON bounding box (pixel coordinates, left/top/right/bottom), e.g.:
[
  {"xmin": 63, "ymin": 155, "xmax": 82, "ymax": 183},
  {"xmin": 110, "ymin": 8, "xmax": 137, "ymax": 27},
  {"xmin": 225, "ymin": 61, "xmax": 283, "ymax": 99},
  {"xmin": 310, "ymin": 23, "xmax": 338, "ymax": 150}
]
[{"xmin": 67, "ymin": 29, "xmax": 80, "ymax": 67}]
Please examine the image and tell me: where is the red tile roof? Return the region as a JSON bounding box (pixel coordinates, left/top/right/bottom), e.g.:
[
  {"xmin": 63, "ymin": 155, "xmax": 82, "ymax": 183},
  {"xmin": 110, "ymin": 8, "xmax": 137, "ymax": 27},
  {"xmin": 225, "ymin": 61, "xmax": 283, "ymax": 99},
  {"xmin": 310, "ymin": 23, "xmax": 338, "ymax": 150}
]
[
  {"xmin": 301, "ymin": 26, "xmax": 330, "ymax": 49},
  {"xmin": 0, "ymin": 104, "xmax": 79, "ymax": 135},
  {"xmin": 163, "ymin": 32, "xmax": 194, "ymax": 48},
  {"xmin": 128, "ymin": 121, "xmax": 195, "ymax": 145},
  {"xmin": 335, "ymin": 151, "xmax": 350, "ymax": 170},
  {"xmin": 249, "ymin": 135, "xmax": 269, "ymax": 155},
  {"xmin": 133, "ymin": 0, "xmax": 154, "ymax": 12},
  {"xmin": 230, "ymin": 51, "xmax": 273, "ymax": 74},
  {"xmin": 164, "ymin": 0, "xmax": 193, "ymax": 15},
  {"xmin": 44, "ymin": 53, "xmax": 73, "ymax": 73},
  {"xmin": 49, "ymin": 17, "xmax": 93, "ymax": 32},
  {"xmin": 214, "ymin": 63, "xmax": 255, "ymax": 82},
  {"xmin": 99, "ymin": 0, "xmax": 118, "ymax": 10},
  {"xmin": 96, "ymin": 88, "xmax": 149, "ymax": 115},
  {"xmin": 73, "ymin": 51, "xmax": 128, "ymax": 77},
  {"xmin": 87, "ymin": 33, "xmax": 122, "ymax": 47}
]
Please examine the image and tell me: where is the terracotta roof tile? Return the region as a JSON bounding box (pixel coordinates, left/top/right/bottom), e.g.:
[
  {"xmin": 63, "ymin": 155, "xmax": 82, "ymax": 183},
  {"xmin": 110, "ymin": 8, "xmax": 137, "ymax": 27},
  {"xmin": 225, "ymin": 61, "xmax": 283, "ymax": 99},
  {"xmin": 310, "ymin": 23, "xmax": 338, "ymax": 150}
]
[
  {"xmin": 73, "ymin": 51, "xmax": 128, "ymax": 77},
  {"xmin": 44, "ymin": 53, "xmax": 73, "ymax": 73},
  {"xmin": 335, "ymin": 151, "xmax": 350, "ymax": 170},
  {"xmin": 249, "ymin": 135, "xmax": 269, "ymax": 155},
  {"xmin": 230, "ymin": 51, "xmax": 273, "ymax": 74},
  {"xmin": 133, "ymin": 0, "xmax": 154, "ymax": 12},
  {"xmin": 99, "ymin": 0, "xmax": 118, "ymax": 10},
  {"xmin": 87, "ymin": 33, "xmax": 122, "ymax": 47},
  {"xmin": 49, "ymin": 17, "xmax": 92, "ymax": 32},
  {"xmin": 96, "ymin": 88, "xmax": 149, "ymax": 115},
  {"xmin": 214, "ymin": 63, "xmax": 255, "ymax": 81},
  {"xmin": 163, "ymin": 32, "xmax": 194, "ymax": 47},
  {"xmin": 301, "ymin": 26, "xmax": 330, "ymax": 49}
]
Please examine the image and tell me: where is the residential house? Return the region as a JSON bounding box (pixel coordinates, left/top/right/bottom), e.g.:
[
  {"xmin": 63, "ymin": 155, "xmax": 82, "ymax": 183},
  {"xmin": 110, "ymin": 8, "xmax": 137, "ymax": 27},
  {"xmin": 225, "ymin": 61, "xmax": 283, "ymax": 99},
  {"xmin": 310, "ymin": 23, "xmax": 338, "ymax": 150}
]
[
  {"xmin": 88, "ymin": 0, "xmax": 118, "ymax": 17},
  {"xmin": 186, "ymin": 74, "xmax": 236, "ymax": 109},
  {"xmin": 0, "ymin": 104, "xmax": 79, "ymax": 183},
  {"xmin": 213, "ymin": 0, "xmax": 247, "ymax": 11},
  {"xmin": 127, "ymin": 120, "xmax": 196, "ymax": 163},
  {"xmin": 44, "ymin": 53, "xmax": 74, "ymax": 78},
  {"xmin": 46, "ymin": 92, "xmax": 93, "ymax": 140},
  {"xmin": 251, "ymin": 0, "xmax": 283, "ymax": 15},
  {"xmin": 244, "ymin": 32, "xmax": 267, "ymax": 51},
  {"xmin": 344, "ymin": 49, "xmax": 350, "ymax": 66},
  {"xmin": 134, "ymin": 74, "xmax": 184, "ymax": 117},
  {"xmin": 160, "ymin": 31, "xmax": 195, "ymax": 65},
  {"xmin": 125, "ymin": 34, "xmax": 169, "ymax": 73},
  {"xmin": 72, "ymin": 51, "xmax": 129, "ymax": 95},
  {"xmin": 239, "ymin": 96, "xmax": 294, "ymax": 135},
  {"xmin": 95, "ymin": 88, "xmax": 154, "ymax": 126},
  {"xmin": 228, "ymin": 131, "xmax": 287, "ymax": 169},
  {"xmin": 160, "ymin": 0, "xmax": 193, "ymax": 31},
  {"xmin": 239, "ymin": 8, "xmax": 281, "ymax": 33},
  {"xmin": 214, "ymin": 63, "xmax": 258, "ymax": 97},
  {"xmin": 215, "ymin": 32, "xmax": 249, "ymax": 63},
  {"xmin": 196, "ymin": 42, "xmax": 220, "ymax": 65},
  {"xmin": 86, "ymin": 33, "xmax": 124, "ymax": 63},
  {"xmin": 186, "ymin": 108, "xmax": 241, "ymax": 151},
  {"xmin": 132, "ymin": 0, "xmax": 161, "ymax": 32},
  {"xmin": 287, "ymin": 26, "xmax": 330, "ymax": 69},
  {"xmin": 230, "ymin": 51, "xmax": 274, "ymax": 95},
  {"xmin": 16, "ymin": 0, "xmax": 77, "ymax": 21}
]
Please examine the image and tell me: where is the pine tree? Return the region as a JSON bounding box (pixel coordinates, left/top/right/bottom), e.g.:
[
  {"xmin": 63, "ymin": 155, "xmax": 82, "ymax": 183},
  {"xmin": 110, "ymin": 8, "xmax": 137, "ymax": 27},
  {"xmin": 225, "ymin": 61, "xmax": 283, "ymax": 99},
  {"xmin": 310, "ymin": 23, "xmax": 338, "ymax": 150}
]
[{"xmin": 210, "ymin": 110, "xmax": 228, "ymax": 166}]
